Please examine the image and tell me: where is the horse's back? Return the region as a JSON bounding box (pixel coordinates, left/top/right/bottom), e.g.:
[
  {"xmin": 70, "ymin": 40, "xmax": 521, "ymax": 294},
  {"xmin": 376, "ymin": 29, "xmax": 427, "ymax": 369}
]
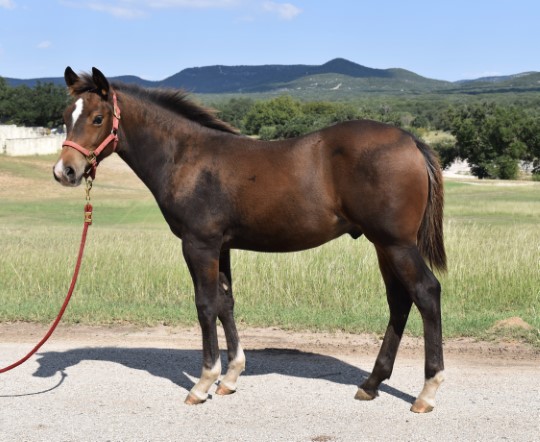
[{"xmin": 212, "ymin": 119, "xmax": 432, "ymax": 252}]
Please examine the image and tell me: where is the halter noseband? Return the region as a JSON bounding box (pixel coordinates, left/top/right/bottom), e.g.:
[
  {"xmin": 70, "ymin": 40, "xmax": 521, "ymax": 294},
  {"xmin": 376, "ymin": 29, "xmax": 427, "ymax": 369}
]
[{"xmin": 62, "ymin": 91, "xmax": 121, "ymax": 180}]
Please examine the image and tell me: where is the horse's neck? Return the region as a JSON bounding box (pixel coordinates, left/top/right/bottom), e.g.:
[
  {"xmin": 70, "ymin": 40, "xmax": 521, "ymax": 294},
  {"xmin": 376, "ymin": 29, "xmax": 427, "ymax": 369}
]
[{"xmin": 115, "ymin": 101, "xmax": 198, "ymax": 201}]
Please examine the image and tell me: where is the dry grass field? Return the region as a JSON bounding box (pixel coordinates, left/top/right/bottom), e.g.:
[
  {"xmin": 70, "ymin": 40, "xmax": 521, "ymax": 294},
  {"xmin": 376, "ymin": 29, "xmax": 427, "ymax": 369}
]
[{"xmin": 1, "ymin": 154, "xmax": 538, "ymax": 346}]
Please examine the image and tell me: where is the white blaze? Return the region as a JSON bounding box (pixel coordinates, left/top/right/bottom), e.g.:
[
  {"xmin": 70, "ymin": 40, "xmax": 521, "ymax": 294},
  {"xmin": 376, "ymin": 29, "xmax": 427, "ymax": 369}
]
[{"xmin": 72, "ymin": 98, "xmax": 84, "ymax": 125}]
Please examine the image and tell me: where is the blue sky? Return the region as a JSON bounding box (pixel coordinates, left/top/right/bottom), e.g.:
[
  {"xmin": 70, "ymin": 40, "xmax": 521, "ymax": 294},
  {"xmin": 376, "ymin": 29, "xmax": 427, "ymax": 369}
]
[{"xmin": 0, "ymin": 0, "xmax": 538, "ymax": 82}]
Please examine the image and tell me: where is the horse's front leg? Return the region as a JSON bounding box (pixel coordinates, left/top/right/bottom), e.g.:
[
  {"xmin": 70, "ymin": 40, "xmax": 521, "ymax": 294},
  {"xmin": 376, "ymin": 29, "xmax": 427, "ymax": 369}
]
[
  {"xmin": 215, "ymin": 249, "xmax": 246, "ymax": 396},
  {"xmin": 182, "ymin": 239, "xmax": 222, "ymax": 405}
]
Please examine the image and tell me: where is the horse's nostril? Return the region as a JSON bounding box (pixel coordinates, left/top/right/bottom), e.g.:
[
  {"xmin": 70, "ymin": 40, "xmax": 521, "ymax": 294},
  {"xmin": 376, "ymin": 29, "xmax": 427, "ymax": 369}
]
[{"xmin": 64, "ymin": 166, "xmax": 75, "ymax": 179}]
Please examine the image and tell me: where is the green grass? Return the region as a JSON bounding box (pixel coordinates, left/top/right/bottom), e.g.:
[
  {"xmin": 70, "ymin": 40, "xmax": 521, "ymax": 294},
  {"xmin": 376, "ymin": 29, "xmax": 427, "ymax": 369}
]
[{"xmin": 0, "ymin": 155, "xmax": 538, "ymax": 346}]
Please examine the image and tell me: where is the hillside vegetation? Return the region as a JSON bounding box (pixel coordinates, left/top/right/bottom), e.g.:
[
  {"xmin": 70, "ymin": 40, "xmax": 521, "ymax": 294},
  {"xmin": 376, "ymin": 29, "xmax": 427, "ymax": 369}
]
[
  {"xmin": 2, "ymin": 59, "xmax": 540, "ymax": 179},
  {"xmin": 5, "ymin": 58, "xmax": 540, "ymax": 95}
]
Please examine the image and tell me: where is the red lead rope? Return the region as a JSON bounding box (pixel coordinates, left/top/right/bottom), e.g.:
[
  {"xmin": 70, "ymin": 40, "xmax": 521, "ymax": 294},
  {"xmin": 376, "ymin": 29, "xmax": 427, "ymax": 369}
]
[
  {"xmin": 1, "ymin": 94, "xmax": 115, "ymax": 373},
  {"xmin": 0, "ymin": 202, "xmax": 93, "ymax": 374}
]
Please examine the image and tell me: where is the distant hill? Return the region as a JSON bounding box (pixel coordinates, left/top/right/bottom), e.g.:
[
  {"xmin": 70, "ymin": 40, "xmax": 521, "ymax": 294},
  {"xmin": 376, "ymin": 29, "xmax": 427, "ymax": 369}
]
[
  {"xmin": 5, "ymin": 76, "xmax": 66, "ymax": 87},
  {"xmin": 4, "ymin": 75, "xmax": 153, "ymax": 88},
  {"xmin": 159, "ymin": 58, "xmax": 428, "ymax": 93},
  {"xmin": 4, "ymin": 58, "xmax": 539, "ymax": 96},
  {"xmin": 456, "ymin": 72, "xmax": 537, "ymax": 84},
  {"xmin": 441, "ymin": 71, "xmax": 540, "ymax": 95}
]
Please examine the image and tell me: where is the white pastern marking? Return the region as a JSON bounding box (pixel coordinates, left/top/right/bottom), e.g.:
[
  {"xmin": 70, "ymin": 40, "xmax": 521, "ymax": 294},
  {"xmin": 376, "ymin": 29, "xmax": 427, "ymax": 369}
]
[
  {"xmin": 220, "ymin": 344, "xmax": 246, "ymax": 390},
  {"xmin": 417, "ymin": 370, "xmax": 445, "ymax": 407},
  {"xmin": 190, "ymin": 357, "xmax": 222, "ymax": 401},
  {"xmin": 53, "ymin": 159, "xmax": 64, "ymax": 178},
  {"xmin": 72, "ymin": 98, "xmax": 84, "ymax": 126},
  {"xmin": 230, "ymin": 345, "xmax": 246, "ymax": 371}
]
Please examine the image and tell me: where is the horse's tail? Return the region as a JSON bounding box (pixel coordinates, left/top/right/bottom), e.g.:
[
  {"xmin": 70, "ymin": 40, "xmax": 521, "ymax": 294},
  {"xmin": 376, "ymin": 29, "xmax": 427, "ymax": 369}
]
[{"xmin": 416, "ymin": 139, "xmax": 447, "ymax": 272}]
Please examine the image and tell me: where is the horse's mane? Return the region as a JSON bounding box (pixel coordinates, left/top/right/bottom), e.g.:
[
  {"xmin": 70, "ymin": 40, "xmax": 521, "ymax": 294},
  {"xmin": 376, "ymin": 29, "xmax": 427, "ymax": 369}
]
[
  {"xmin": 114, "ymin": 83, "xmax": 239, "ymax": 135},
  {"xmin": 69, "ymin": 73, "xmax": 239, "ymax": 135}
]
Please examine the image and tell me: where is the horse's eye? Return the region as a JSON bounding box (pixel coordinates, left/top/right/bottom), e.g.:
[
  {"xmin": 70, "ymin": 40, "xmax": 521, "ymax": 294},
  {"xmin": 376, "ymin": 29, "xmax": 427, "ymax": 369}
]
[{"xmin": 93, "ymin": 115, "xmax": 103, "ymax": 125}]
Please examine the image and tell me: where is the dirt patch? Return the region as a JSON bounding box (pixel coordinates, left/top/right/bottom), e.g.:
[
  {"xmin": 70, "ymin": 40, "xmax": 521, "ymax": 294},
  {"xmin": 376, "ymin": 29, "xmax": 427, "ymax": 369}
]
[
  {"xmin": 0, "ymin": 173, "xmax": 39, "ymax": 198},
  {"xmin": 0, "ymin": 322, "xmax": 537, "ymax": 363},
  {"xmin": 491, "ymin": 316, "xmax": 533, "ymax": 331},
  {"xmin": 0, "ymin": 155, "xmax": 148, "ymax": 200}
]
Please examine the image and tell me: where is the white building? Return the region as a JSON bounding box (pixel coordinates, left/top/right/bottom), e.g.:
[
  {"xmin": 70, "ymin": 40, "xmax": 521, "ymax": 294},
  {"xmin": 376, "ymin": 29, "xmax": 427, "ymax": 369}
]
[{"xmin": 0, "ymin": 124, "xmax": 64, "ymax": 156}]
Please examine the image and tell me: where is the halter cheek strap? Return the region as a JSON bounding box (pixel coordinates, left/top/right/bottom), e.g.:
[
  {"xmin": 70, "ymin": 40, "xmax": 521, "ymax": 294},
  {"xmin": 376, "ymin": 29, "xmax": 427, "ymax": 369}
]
[{"xmin": 62, "ymin": 92, "xmax": 121, "ymax": 180}]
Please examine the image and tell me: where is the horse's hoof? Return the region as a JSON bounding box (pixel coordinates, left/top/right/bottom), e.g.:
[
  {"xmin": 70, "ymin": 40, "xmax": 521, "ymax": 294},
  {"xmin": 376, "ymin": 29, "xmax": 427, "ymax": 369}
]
[
  {"xmin": 184, "ymin": 393, "xmax": 206, "ymax": 405},
  {"xmin": 215, "ymin": 383, "xmax": 236, "ymax": 396},
  {"xmin": 354, "ymin": 388, "xmax": 376, "ymax": 401},
  {"xmin": 410, "ymin": 398, "xmax": 434, "ymax": 413}
]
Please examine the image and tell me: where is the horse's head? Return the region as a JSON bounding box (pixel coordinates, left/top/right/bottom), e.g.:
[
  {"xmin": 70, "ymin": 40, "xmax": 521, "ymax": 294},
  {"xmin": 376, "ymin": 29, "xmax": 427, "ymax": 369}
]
[{"xmin": 53, "ymin": 67, "xmax": 120, "ymax": 186}]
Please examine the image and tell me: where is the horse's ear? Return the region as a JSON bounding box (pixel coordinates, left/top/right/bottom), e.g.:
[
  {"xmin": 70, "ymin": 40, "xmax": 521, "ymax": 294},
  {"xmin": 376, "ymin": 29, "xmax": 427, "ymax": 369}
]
[
  {"xmin": 64, "ymin": 67, "xmax": 79, "ymax": 94},
  {"xmin": 92, "ymin": 67, "xmax": 110, "ymax": 99}
]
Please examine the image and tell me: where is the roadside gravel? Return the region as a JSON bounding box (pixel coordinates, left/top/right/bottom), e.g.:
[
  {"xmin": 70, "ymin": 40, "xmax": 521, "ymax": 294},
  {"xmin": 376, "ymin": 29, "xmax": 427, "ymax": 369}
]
[{"xmin": 1, "ymin": 324, "xmax": 538, "ymax": 441}]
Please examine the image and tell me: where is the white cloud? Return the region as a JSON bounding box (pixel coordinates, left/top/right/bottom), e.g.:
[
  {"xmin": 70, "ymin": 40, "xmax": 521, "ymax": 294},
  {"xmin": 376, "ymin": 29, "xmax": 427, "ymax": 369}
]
[
  {"xmin": 263, "ymin": 1, "xmax": 301, "ymax": 20},
  {"xmin": 61, "ymin": 0, "xmax": 241, "ymax": 19},
  {"xmin": 86, "ymin": 2, "xmax": 147, "ymax": 19},
  {"xmin": 0, "ymin": 0, "xmax": 16, "ymax": 10},
  {"xmin": 37, "ymin": 41, "xmax": 52, "ymax": 49},
  {"xmin": 145, "ymin": 0, "xmax": 240, "ymax": 8}
]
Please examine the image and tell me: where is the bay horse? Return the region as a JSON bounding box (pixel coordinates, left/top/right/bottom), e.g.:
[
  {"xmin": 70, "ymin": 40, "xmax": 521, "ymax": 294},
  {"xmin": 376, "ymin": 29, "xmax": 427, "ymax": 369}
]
[{"xmin": 53, "ymin": 67, "xmax": 446, "ymax": 413}]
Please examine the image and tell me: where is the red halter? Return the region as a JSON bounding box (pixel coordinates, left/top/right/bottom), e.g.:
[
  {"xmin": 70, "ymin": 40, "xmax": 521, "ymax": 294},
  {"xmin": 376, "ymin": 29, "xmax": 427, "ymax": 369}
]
[{"xmin": 62, "ymin": 91, "xmax": 121, "ymax": 180}]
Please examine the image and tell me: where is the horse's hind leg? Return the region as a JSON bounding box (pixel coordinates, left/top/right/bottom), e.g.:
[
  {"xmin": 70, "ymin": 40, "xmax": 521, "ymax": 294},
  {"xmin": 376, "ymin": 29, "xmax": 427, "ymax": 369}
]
[
  {"xmin": 372, "ymin": 244, "xmax": 444, "ymax": 413},
  {"xmin": 356, "ymin": 243, "xmax": 444, "ymax": 412},
  {"xmin": 355, "ymin": 247, "xmax": 413, "ymax": 401},
  {"xmin": 215, "ymin": 249, "xmax": 246, "ymax": 396}
]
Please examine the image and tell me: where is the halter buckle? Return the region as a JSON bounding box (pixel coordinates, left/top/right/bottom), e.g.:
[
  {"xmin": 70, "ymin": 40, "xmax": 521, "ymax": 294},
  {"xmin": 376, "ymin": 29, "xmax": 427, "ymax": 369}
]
[{"xmin": 86, "ymin": 152, "xmax": 97, "ymax": 166}]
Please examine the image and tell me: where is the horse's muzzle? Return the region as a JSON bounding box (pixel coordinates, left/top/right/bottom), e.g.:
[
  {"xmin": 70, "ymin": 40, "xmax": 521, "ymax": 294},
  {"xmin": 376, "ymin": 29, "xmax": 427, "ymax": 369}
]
[{"xmin": 52, "ymin": 161, "xmax": 83, "ymax": 187}]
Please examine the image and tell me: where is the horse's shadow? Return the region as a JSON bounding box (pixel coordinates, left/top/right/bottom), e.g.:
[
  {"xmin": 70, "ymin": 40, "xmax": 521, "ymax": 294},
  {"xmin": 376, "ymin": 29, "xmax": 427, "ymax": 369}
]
[{"xmin": 29, "ymin": 346, "xmax": 415, "ymax": 404}]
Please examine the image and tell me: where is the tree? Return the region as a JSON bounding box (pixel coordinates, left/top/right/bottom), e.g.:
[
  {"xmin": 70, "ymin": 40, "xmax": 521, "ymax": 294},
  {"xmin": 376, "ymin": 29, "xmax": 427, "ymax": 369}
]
[
  {"xmin": 0, "ymin": 76, "xmax": 9, "ymax": 122},
  {"xmin": 519, "ymin": 116, "xmax": 540, "ymax": 179},
  {"xmin": 244, "ymin": 95, "xmax": 302, "ymax": 136},
  {"xmin": 3, "ymin": 85, "xmax": 37, "ymax": 126},
  {"xmin": 431, "ymin": 138, "xmax": 459, "ymax": 170},
  {"xmin": 0, "ymin": 80, "xmax": 67, "ymax": 127},
  {"xmin": 448, "ymin": 103, "xmax": 531, "ymax": 179},
  {"xmin": 32, "ymin": 81, "xmax": 69, "ymax": 127},
  {"xmin": 213, "ymin": 97, "xmax": 254, "ymax": 132},
  {"xmin": 241, "ymin": 96, "xmax": 370, "ymax": 139}
]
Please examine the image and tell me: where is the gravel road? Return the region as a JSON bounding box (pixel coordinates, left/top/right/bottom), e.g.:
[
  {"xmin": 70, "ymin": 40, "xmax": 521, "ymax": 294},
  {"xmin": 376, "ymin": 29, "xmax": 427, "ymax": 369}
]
[{"xmin": 0, "ymin": 324, "xmax": 538, "ymax": 442}]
